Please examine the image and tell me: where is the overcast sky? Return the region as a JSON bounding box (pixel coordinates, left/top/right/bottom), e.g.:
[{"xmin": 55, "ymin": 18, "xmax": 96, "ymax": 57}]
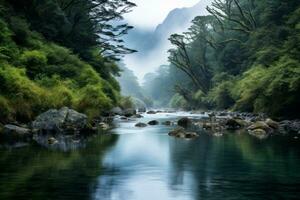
[{"xmin": 124, "ymin": 0, "xmax": 200, "ymax": 29}]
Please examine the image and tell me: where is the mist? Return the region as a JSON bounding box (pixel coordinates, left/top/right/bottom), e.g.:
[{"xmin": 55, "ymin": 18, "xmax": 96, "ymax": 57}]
[{"xmin": 122, "ymin": 0, "xmax": 212, "ymax": 83}]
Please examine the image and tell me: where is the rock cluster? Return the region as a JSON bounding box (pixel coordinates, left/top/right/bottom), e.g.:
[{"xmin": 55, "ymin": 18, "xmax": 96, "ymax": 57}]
[{"xmin": 168, "ymin": 127, "xmax": 199, "ymax": 139}]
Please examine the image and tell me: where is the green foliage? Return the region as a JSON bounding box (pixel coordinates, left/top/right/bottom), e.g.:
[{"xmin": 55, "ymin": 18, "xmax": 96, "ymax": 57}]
[
  {"xmin": 169, "ymin": 94, "xmax": 188, "ymax": 109},
  {"xmin": 0, "ymin": 95, "xmax": 13, "ymax": 122},
  {"xmin": 208, "ymin": 81, "xmax": 235, "ymax": 110},
  {"xmin": 119, "ymin": 96, "xmax": 134, "ymax": 110},
  {"xmin": 153, "ymin": 0, "xmax": 300, "ymax": 117},
  {"xmin": 0, "ymin": 1, "xmax": 131, "ymax": 122},
  {"xmin": 233, "ymin": 56, "xmax": 300, "ymax": 117},
  {"xmin": 76, "ymin": 85, "xmax": 113, "ymax": 119}
]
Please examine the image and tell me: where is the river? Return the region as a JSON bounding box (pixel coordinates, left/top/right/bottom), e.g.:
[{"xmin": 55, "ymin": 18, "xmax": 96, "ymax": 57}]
[{"xmin": 0, "ymin": 112, "xmax": 300, "ymax": 200}]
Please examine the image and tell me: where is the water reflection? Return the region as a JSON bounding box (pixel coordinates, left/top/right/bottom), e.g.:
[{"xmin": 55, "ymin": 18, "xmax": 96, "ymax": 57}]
[
  {"xmin": 0, "ymin": 134, "xmax": 118, "ymax": 200},
  {"xmin": 1, "ymin": 113, "xmax": 300, "ymax": 200}
]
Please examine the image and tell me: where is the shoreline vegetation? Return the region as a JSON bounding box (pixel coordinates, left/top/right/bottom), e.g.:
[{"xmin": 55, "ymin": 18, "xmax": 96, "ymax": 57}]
[
  {"xmin": 1, "ymin": 107, "xmax": 299, "ymax": 150},
  {"xmin": 140, "ymin": 0, "xmax": 300, "ymax": 119},
  {"xmin": 0, "ymin": 0, "xmax": 136, "ymax": 124}
]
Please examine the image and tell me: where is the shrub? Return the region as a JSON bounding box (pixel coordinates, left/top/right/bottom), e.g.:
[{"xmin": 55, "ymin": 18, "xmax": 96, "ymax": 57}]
[
  {"xmin": 20, "ymin": 50, "xmax": 47, "ymax": 78},
  {"xmin": 119, "ymin": 96, "xmax": 134, "ymax": 109},
  {"xmin": 169, "ymin": 94, "xmax": 188, "ymax": 109},
  {"xmin": 208, "ymin": 81, "xmax": 235, "ymax": 110},
  {"xmin": 76, "ymin": 85, "xmax": 113, "ymax": 119}
]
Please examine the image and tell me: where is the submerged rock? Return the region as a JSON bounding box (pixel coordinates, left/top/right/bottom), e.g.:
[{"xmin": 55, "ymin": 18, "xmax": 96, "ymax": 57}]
[
  {"xmin": 248, "ymin": 121, "xmax": 272, "ymax": 133},
  {"xmin": 32, "ymin": 107, "xmax": 87, "ymax": 133},
  {"xmin": 249, "ymin": 129, "xmax": 269, "ymax": 139},
  {"xmin": 147, "ymin": 110, "xmax": 157, "ymax": 114},
  {"xmin": 168, "ymin": 127, "xmax": 199, "ymax": 139},
  {"xmin": 3, "ymin": 124, "xmax": 32, "ymax": 140},
  {"xmin": 162, "ymin": 121, "xmax": 172, "ymax": 126},
  {"xmin": 135, "ymin": 122, "xmax": 147, "ymax": 127},
  {"xmin": 148, "ymin": 120, "xmax": 159, "ymax": 125},
  {"xmin": 225, "ymin": 118, "xmax": 243, "ymax": 130}
]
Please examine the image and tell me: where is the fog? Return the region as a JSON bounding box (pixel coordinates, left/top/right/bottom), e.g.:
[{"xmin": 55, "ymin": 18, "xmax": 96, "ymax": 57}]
[{"xmin": 122, "ymin": 0, "xmax": 212, "ymax": 83}]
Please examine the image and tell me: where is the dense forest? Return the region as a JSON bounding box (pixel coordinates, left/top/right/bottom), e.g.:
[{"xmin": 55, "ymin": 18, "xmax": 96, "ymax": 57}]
[
  {"xmin": 1, "ymin": 0, "xmax": 299, "ymax": 124},
  {"xmin": 0, "ymin": 0, "xmax": 136, "ymax": 123},
  {"xmin": 143, "ymin": 0, "xmax": 300, "ymax": 118}
]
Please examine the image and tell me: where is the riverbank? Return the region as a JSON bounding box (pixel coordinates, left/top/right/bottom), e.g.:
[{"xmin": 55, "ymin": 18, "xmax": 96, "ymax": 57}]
[{"xmin": 1, "ymin": 108, "xmax": 299, "ymax": 150}]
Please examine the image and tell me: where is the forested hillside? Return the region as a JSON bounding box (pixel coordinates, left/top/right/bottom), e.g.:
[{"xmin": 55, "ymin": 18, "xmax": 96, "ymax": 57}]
[
  {"xmin": 0, "ymin": 0, "xmax": 135, "ymax": 123},
  {"xmin": 143, "ymin": 0, "xmax": 300, "ymax": 118}
]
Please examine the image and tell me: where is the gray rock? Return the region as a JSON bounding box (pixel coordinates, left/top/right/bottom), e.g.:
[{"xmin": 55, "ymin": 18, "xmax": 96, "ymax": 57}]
[
  {"xmin": 148, "ymin": 120, "xmax": 159, "ymax": 125},
  {"xmin": 225, "ymin": 118, "xmax": 243, "ymax": 130},
  {"xmin": 133, "ymin": 114, "xmax": 143, "ymax": 118},
  {"xmin": 123, "ymin": 108, "xmax": 137, "ymax": 117},
  {"xmin": 177, "ymin": 117, "xmax": 191, "ymax": 128},
  {"xmin": 168, "ymin": 127, "xmax": 199, "ymax": 139},
  {"xmin": 279, "ymin": 120, "xmax": 300, "ymax": 135},
  {"xmin": 162, "ymin": 121, "xmax": 172, "ymax": 126},
  {"xmin": 111, "ymin": 107, "xmax": 123, "ymax": 115},
  {"xmin": 3, "ymin": 124, "xmax": 32, "ymax": 140},
  {"xmin": 249, "ymin": 129, "xmax": 269, "ymax": 139},
  {"xmin": 135, "ymin": 122, "xmax": 147, "ymax": 127},
  {"xmin": 248, "ymin": 121, "xmax": 272, "ymax": 133},
  {"xmin": 32, "ymin": 107, "xmax": 87, "ymax": 133},
  {"xmin": 147, "ymin": 110, "xmax": 157, "ymax": 114}
]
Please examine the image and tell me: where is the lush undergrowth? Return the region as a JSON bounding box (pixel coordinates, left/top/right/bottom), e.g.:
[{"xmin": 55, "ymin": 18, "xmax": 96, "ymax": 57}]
[{"xmin": 0, "ymin": 1, "xmax": 129, "ymax": 123}]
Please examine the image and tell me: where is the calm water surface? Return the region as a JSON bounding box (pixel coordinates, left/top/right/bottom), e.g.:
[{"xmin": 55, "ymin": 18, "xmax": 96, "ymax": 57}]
[{"xmin": 0, "ymin": 113, "xmax": 300, "ymax": 200}]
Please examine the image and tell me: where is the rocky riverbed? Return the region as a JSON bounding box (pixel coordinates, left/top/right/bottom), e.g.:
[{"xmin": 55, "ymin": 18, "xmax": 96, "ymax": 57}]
[{"xmin": 1, "ymin": 108, "xmax": 300, "ymax": 150}]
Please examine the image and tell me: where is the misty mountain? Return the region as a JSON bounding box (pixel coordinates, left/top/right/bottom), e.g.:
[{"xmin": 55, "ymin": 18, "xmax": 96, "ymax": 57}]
[
  {"xmin": 122, "ymin": 0, "xmax": 211, "ymax": 80},
  {"xmin": 124, "ymin": 0, "xmax": 209, "ymax": 57}
]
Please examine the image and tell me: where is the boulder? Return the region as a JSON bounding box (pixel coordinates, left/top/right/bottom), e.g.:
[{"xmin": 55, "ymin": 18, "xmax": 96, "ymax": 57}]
[
  {"xmin": 168, "ymin": 127, "xmax": 199, "ymax": 139},
  {"xmin": 120, "ymin": 116, "xmax": 128, "ymax": 120},
  {"xmin": 177, "ymin": 117, "xmax": 191, "ymax": 128},
  {"xmin": 133, "ymin": 114, "xmax": 143, "ymax": 118},
  {"xmin": 147, "ymin": 110, "xmax": 157, "ymax": 114},
  {"xmin": 185, "ymin": 132, "xmax": 199, "ymax": 139},
  {"xmin": 110, "ymin": 107, "xmax": 123, "ymax": 115},
  {"xmin": 168, "ymin": 127, "xmax": 185, "ymax": 137},
  {"xmin": 266, "ymin": 118, "xmax": 279, "ymax": 129},
  {"xmin": 32, "ymin": 107, "xmax": 87, "ymax": 133},
  {"xmin": 225, "ymin": 118, "xmax": 248, "ymax": 130},
  {"xmin": 162, "ymin": 121, "xmax": 172, "ymax": 126},
  {"xmin": 247, "ymin": 121, "xmax": 272, "ymax": 133},
  {"xmin": 225, "ymin": 118, "xmax": 242, "ymax": 130},
  {"xmin": 148, "ymin": 120, "xmax": 159, "ymax": 125},
  {"xmin": 278, "ymin": 120, "xmax": 300, "ymax": 135},
  {"xmin": 3, "ymin": 124, "xmax": 32, "ymax": 141},
  {"xmin": 123, "ymin": 108, "xmax": 136, "ymax": 117},
  {"xmin": 135, "ymin": 122, "xmax": 147, "ymax": 127},
  {"xmin": 249, "ymin": 129, "xmax": 269, "ymax": 139}
]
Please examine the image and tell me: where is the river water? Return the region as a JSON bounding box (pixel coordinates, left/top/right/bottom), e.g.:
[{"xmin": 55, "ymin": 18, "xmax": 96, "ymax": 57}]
[{"xmin": 0, "ymin": 112, "xmax": 300, "ymax": 200}]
